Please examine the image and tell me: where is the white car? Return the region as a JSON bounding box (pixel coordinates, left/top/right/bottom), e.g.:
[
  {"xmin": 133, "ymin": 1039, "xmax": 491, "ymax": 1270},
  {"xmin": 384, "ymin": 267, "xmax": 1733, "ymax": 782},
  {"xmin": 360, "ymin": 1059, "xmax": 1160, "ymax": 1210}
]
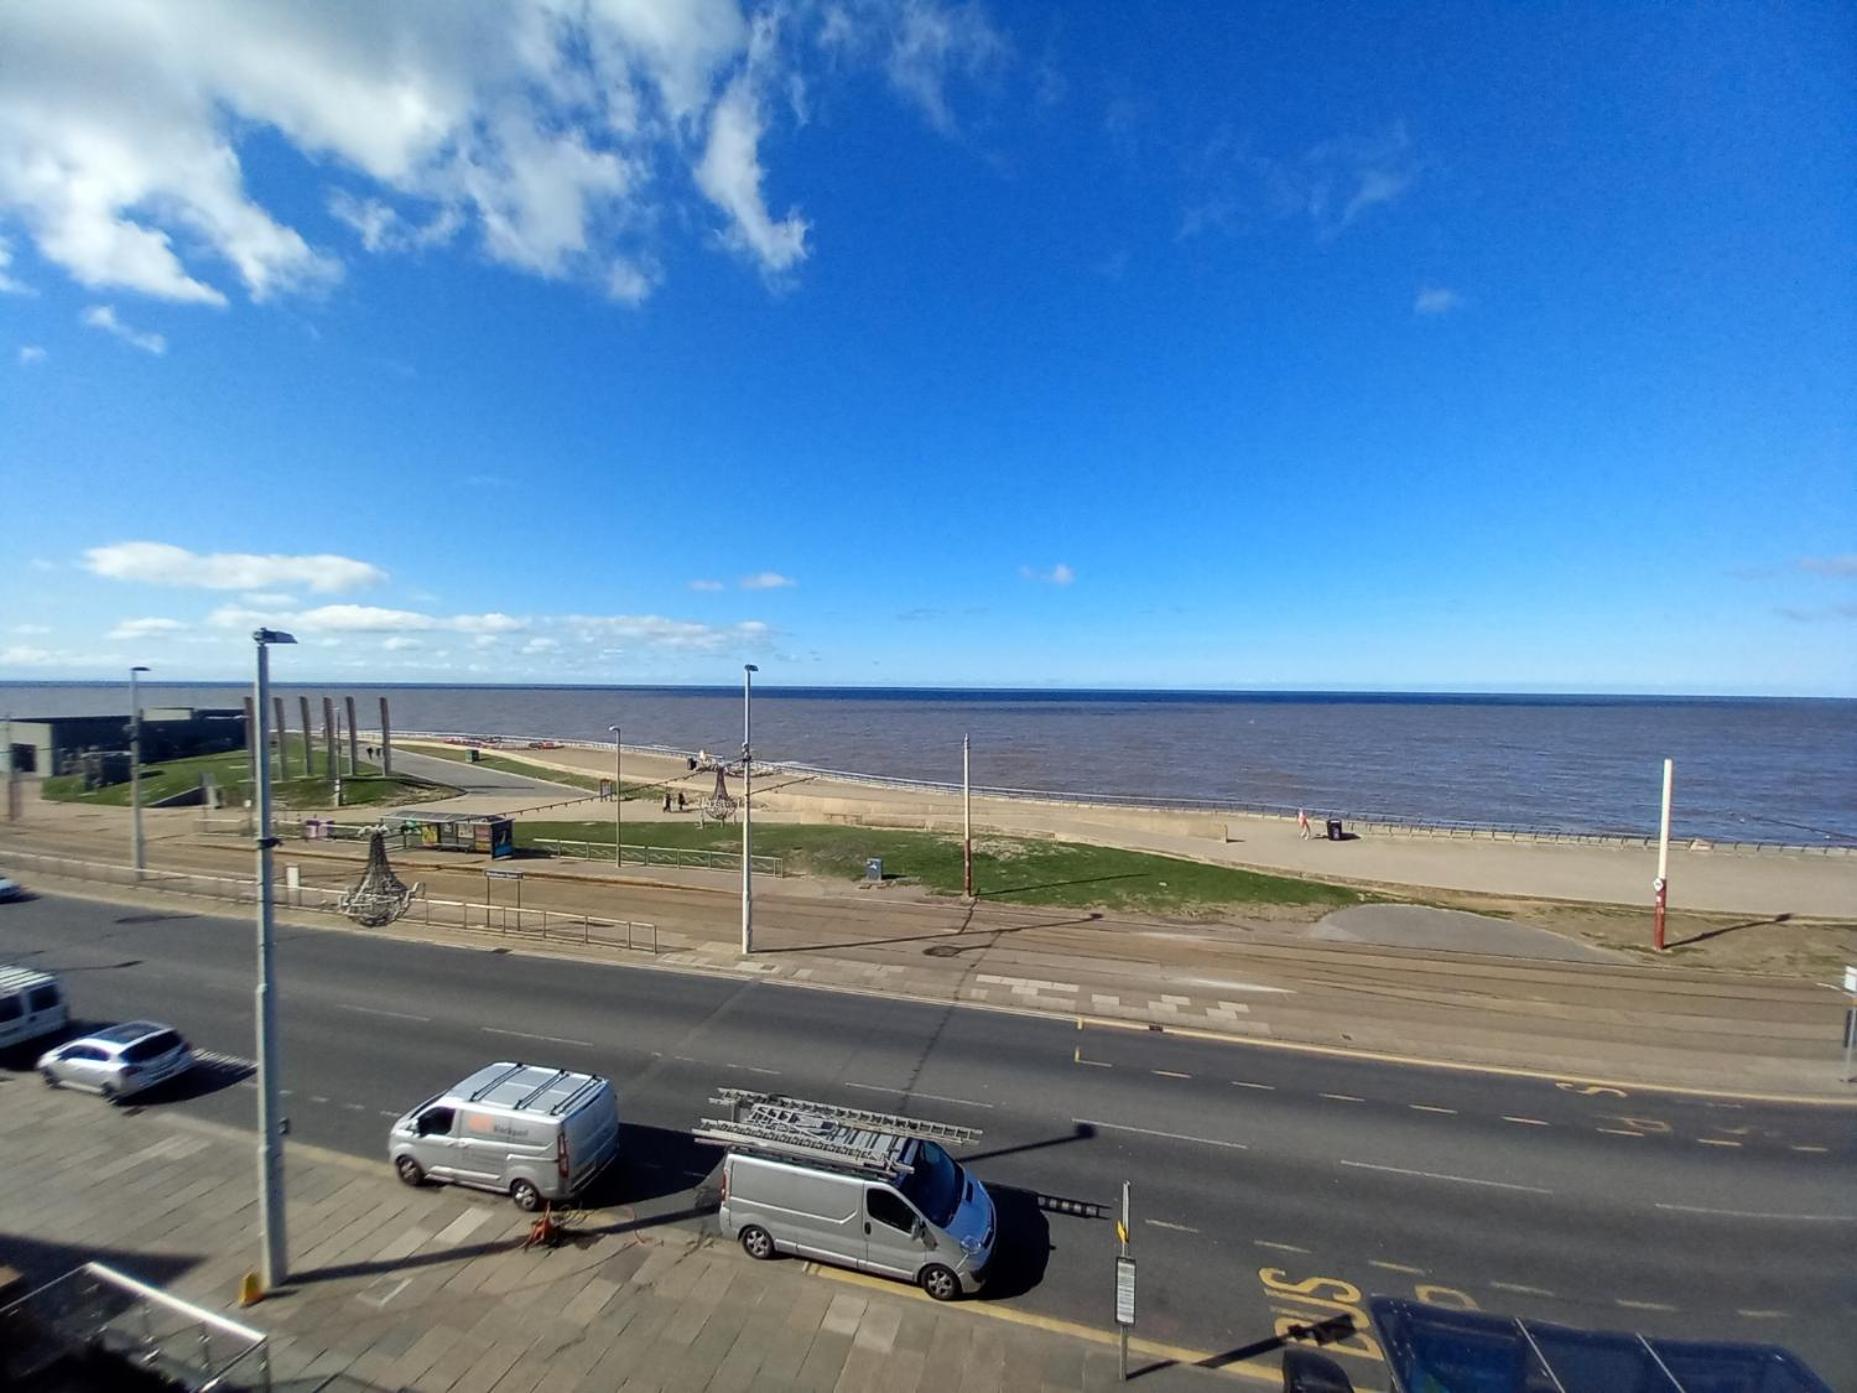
[
  {"xmin": 0, "ymin": 875, "xmax": 23, "ymax": 902},
  {"xmin": 38, "ymin": 1021, "xmax": 195, "ymax": 1102}
]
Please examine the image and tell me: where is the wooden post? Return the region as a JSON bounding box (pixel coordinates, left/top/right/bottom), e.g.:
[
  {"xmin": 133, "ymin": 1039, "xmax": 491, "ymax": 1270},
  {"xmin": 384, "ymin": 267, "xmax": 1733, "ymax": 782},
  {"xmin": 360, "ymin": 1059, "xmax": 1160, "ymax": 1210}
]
[
  {"xmin": 378, "ymin": 697, "xmax": 393, "ymax": 775},
  {"xmin": 272, "ymin": 696, "xmax": 289, "ymax": 779},
  {"xmin": 344, "ymin": 696, "xmax": 359, "ymax": 774},
  {"xmin": 298, "ymin": 697, "xmax": 313, "ymax": 778}
]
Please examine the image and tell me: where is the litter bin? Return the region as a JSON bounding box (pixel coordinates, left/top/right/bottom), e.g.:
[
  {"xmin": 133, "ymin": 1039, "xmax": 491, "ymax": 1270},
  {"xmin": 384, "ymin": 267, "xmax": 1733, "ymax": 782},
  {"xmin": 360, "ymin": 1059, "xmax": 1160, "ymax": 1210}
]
[
  {"xmin": 468, "ymin": 748, "xmax": 481, "ymax": 763},
  {"xmin": 865, "ymin": 857, "xmax": 884, "ymax": 882},
  {"xmin": 1326, "ymin": 819, "xmax": 1344, "ymax": 842}
]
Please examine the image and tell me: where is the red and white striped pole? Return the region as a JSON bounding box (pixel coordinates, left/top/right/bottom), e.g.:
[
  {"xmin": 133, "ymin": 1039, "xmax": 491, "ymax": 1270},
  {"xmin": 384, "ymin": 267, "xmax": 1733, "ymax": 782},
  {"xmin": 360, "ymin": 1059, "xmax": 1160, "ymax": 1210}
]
[{"xmin": 1653, "ymin": 758, "xmax": 1673, "ymax": 951}]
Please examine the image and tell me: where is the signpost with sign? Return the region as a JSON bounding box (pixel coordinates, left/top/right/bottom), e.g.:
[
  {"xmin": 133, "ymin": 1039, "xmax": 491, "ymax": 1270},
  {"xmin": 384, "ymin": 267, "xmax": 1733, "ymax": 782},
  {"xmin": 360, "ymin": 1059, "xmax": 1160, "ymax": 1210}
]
[
  {"xmin": 1115, "ymin": 1181, "xmax": 1133, "ymax": 1380},
  {"xmin": 1843, "ymin": 965, "xmax": 1857, "ymax": 1084},
  {"xmin": 485, "ymin": 867, "xmax": 523, "ymax": 910}
]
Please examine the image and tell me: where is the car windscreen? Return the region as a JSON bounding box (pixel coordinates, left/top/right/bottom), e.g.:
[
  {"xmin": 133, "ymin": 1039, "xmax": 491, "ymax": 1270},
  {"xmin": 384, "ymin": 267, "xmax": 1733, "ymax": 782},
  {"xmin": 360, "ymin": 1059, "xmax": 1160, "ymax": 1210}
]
[
  {"xmin": 896, "ymin": 1140, "xmax": 962, "ymax": 1228},
  {"xmin": 121, "ymin": 1030, "xmax": 181, "ymax": 1063}
]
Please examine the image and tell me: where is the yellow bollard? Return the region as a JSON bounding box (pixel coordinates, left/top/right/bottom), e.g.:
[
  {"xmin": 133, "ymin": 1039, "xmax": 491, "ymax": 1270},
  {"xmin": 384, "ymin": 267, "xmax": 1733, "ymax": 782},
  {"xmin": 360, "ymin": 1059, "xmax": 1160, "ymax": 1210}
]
[{"xmin": 237, "ymin": 1271, "xmax": 264, "ymax": 1307}]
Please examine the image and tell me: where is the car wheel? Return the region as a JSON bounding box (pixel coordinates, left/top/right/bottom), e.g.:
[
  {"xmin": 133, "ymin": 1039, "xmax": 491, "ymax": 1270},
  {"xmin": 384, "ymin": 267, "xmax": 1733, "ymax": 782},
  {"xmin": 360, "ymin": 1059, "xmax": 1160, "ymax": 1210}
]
[
  {"xmin": 510, "ymin": 1179, "xmax": 542, "ymax": 1212},
  {"xmin": 920, "ymin": 1264, "xmax": 961, "ymax": 1302},
  {"xmin": 739, "ymin": 1225, "xmax": 775, "ymax": 1261},
  {"xmin": 100, "ymin": 1084, "xmax": 119, "ymax": 1104},
  {"xmin": 40, "ymin": 1068, "xmax": 58, "ymax": 1089},
  {"xmin": 396, "ymin": 1157, "xmax": 425, "ymax": 1187}
]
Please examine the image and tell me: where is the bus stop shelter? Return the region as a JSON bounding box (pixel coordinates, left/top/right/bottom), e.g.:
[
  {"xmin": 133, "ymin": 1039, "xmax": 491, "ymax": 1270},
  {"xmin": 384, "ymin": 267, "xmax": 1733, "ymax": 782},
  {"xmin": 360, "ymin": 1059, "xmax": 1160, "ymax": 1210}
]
[{"xmin": 392, "ymin": 812, "xmax": 515, "ymax": 859}]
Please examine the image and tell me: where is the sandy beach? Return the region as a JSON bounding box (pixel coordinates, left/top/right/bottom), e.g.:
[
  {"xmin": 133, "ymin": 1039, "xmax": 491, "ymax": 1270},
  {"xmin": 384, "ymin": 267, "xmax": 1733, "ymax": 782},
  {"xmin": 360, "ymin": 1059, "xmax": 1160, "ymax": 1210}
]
[{"xmin": 397, "ymin": 739, "xmax": 1857, "ymax": 920}]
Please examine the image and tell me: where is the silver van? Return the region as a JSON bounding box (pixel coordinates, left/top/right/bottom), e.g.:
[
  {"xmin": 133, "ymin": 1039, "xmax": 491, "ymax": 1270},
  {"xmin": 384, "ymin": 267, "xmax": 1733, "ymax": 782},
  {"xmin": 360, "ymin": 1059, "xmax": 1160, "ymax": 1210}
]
[
  {"xmin": 389, "ymin": 1062, "xmax": 619, "ymax": 1211},
  {"xmin": 0, "ymin": 967, "xmax": 67, "ymax": 1051},
  {"xmin": 699, "ymin": 1089, "xmax": 996, "ymax": 1300}
]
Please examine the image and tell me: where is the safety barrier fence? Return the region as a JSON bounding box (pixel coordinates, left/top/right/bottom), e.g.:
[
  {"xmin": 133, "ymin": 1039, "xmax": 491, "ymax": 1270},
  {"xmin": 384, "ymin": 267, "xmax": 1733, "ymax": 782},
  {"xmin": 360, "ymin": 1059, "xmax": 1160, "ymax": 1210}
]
[
  {"xmin": 0, "ymin": 1260, "xmax": 271, "ymax": 1391},
  {"xmin": 2, "ymin": 849, "xmax": 661, "ymax": 953}
]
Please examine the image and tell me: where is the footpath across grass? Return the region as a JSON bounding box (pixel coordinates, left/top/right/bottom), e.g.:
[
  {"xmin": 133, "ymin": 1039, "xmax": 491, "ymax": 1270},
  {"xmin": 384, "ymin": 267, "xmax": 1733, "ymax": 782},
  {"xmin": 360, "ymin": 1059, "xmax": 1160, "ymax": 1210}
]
[
  {"xmin": 518, "ymin": 818, "xmax": 1361, "ymax": 915},
  {"xmin": 43, "ymin": 749, "xmax": 453, "ymax": 811},
  {"xmin": 408, "ymin": 743, "xmax": 661, "ymax": 799}
]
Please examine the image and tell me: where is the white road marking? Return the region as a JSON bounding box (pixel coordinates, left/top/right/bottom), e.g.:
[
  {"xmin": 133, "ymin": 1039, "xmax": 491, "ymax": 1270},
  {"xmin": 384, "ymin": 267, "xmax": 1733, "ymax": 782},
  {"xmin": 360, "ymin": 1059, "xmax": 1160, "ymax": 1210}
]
[
  {"xmin": 1339, "ymin": 1159, "xmax": 1551, "ymax": 1195},
  {"xmin": 1654, "ymin": 1203, "xmax": 1857, "ymax": 1223},
  {"xmin": 1736, "ymin": 1310, "xmax": 1789, "ymax": 1320},
  {"xmin": 1597, "ymin": 1128, "xmax": 1645, "ymax": 1137},
  {"xmin": 1253, "ymin": 1240, "xmax": 1309, "ymax": 1254},
  {"xmin": 1152, "ymin": 1070, "xmax": 1191, "ymax": 1080},
  {"xmin": 1321, "ymin": 1093, "xmax": 1364, "ymax": 1103},
  {"xmin": 1502, "ymin": 1116, "xmax": 1549, "ymax": 1127},
  {"xmin": 1145, "ymin": 1219, "xmax": 1199, "ymax": 1234},
  {"xmin": 1075, "ymin": 1118, "xmax": 1246, "ymax": 1150},
  {"xmin": 1230, "ymin": 1081, "xmax": 1275, "ymax": 1091},
  {"xmin": 1370, "ymin": 1260, "xmax": 1426, "ymax": 1275},
  {"xmin": 481, "ymin": 1026, "xmax": 595, "ymax": 1048},
  {"xmin": 1616, "ymin": 1299, "xmax": 1677, "ymax": 1313},
  {"xmin": 1789, "ymin": 1145, "xmax": 1828, "ymax": 1154},
  {"xmin": 1410, "ymin": 1104, "xmax": 1457, "ymax": 1115},
  {"xmin": 1696, "ymin": 1138, "xmax": 1742, "ymax": 1148},
  {"xmin": 844, "ymin": 1082, "xmax": 994, "ymax": 1109},
  {"xmin": 338, "ymin": 1004, "xmax": 431, "ymax": 1023},
  {"xmin": 1491, "ymin": 1281, "xmax": 1555, "ymax": 1297}
]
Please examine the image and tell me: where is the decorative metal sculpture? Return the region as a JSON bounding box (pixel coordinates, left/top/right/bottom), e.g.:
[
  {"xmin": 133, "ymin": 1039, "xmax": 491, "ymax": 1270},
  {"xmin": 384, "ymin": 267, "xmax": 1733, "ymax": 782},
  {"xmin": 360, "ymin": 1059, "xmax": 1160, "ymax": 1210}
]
[
  {"xmin": 703, "ymin": 764, "xmax": 737, "ymax": 823},
  {"xmin": 338, "ymin": 829, "xmax": 420, "ymax": 927}
]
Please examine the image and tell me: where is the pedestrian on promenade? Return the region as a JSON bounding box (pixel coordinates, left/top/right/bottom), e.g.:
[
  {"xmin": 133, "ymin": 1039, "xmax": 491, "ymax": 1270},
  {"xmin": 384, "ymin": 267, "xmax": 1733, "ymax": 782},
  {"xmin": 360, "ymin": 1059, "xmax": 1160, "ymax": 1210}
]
[
  {"xmin": 677, "ymin": 791, "xmax": 686, "ymax": 811},
  {"xmin": 1299, "ymin": 808, "xmax": 1311, "ymax": 840}
]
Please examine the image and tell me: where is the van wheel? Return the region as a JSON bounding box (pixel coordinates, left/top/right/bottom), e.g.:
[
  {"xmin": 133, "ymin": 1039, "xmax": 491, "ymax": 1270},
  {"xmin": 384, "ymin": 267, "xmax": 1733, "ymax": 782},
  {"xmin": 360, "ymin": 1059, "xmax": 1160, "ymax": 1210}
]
[
  {"xmin": 396, "ymin": 1157, "xmax": 425, "ymax": 1187},
  {"xmin": 511, "ymin": 1180, "xmax": 543, "ymax": 1212},
  {"xmin": 920, "ymin": 1264, "xmax": 961, "ymax": 1302},
  {"xmin": 739, "ymin": 1226, "xmax": 775, "ymax": 1261}
]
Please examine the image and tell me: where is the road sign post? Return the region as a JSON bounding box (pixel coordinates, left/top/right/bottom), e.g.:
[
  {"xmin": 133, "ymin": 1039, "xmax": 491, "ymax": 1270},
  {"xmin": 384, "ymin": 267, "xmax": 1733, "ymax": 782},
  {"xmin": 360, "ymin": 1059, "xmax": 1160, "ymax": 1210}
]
[
  {"xmin": 1843, "ymin": 965, "xmax": 1856, "ymax": 1084},
  {"xmin": 486, "ymin": 867, "xmax": 523, "ymax": 910},
  {"xmin": 1115, "ymin": 1180, "xmax": 1133, "ymax": 1381}
]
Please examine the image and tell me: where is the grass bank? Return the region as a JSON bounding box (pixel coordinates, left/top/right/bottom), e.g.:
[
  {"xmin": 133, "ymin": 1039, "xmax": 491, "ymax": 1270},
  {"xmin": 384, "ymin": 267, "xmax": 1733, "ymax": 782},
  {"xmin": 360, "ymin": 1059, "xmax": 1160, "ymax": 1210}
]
[
  {"xmin": 43, "ymin": 749, "xmax": 453, "ymax": 811},
  {"xmin": 517, "ymin": 819, "xmax": 1362, "ymax": 915}
]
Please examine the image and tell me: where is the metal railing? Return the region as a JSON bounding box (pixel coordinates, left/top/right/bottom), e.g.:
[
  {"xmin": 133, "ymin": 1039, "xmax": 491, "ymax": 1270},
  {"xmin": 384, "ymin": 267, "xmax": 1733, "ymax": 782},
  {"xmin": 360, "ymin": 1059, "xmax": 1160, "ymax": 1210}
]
[
  {"xmin": 534, "ymin": 837, "xmax": 785, "ymax": 877},
  {"xmin": 0, "ymin": 1261, "xmax": 270, "ymax": 1391},
  {"xmin": 1, "ymin": 849, "xmax": 662, "ymax": 954}
]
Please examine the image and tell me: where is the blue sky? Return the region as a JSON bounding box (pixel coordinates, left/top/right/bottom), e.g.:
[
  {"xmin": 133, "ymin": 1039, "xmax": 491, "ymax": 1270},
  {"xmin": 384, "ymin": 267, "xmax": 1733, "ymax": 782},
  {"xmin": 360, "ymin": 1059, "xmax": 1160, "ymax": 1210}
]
[{"xmin": 1, "ymin": 1, "xmax": 1852, "ymax": 694}]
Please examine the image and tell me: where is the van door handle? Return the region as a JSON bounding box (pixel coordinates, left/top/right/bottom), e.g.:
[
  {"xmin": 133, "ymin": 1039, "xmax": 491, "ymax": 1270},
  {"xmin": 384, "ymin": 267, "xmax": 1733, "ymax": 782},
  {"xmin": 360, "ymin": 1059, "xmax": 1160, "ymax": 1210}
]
[{"xmin": 864, "ymin": 1223, "xmax": 872, "ymax": 1235}]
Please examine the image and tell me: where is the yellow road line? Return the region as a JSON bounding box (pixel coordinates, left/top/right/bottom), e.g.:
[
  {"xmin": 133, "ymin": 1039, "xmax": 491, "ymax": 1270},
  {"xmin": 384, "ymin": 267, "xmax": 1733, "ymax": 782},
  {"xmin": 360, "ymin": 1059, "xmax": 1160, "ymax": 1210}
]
[
  {"xmin": 802, "ymin": 1262, "xmax": 1287, "ymax": 1385},
  {"xmin": 1075, "ymin": 1015, "xmax": 1857, "ymax": 1108}
]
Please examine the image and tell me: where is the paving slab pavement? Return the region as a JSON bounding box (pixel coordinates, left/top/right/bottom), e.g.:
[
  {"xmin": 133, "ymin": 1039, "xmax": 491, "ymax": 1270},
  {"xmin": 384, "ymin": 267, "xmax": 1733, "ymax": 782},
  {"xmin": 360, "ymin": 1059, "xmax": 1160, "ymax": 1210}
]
[
  {"xmin": 0, "ymin": 1082, "xmax": 1255, "ymax": 1392},
  {"xmin": 1310, "ymin": 904, "xmax": 1631, "ymax": 963}
]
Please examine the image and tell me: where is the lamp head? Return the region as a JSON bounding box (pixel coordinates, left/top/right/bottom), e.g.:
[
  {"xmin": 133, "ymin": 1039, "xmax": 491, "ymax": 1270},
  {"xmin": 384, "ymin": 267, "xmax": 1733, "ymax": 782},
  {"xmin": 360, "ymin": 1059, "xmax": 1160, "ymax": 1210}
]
[
  {"xmin": 130, "ymin": 665, "xmax": 150, "ymax": 675},
  {"xmin": 744, "ymin": 663, "xmax": 759, "ymax": 674},
  {"xmin": 253, "ymin": 628, "xmax": 298, "ymax": 646}
]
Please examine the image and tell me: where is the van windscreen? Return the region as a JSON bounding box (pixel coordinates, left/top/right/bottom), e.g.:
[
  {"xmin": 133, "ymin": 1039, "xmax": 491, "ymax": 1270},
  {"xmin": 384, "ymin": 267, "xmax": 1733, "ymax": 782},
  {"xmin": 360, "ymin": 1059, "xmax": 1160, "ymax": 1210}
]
[{"xmin": 897, "ymin": 1140, "xmax": 962, "ymax": 1228}]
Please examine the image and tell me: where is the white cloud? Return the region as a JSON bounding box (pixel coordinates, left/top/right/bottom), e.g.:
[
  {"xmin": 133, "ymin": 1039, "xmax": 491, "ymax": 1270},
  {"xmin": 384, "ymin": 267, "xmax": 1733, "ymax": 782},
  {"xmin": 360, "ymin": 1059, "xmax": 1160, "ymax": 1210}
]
[
  {"xmin": 0, "ymin": 236, "xmax": 28, "ymax": 293},
  {"xmin": 561, "ymin": 613, "xmax": 770, "ymax": 651},
  {"xmin": 17, "ymin": 345, "xmax": 45, "ymax": 365},
  {"xmin": 521, "ymin": 637, "xmax": 560, "ymax": 655},
  {"xmin": 105, "ymin": 616, "xmax": 185, "ymax": 640},
  {"xmin": 1414, "ymin": 286, "xmax": 1462, "ymax": 315},
  {"xmin": 0, "ymin": 2, "xmax": 1007, "ymax": 307},
  {"xmin": 1020, "ymin": 562, "xmax": 1074, "ymax": 585},
  {"xmin": 1183, "ymin": 121, "xmax": 1423, "ymax": 243},
  {"xmin": 1800, "ymin": 555, "xmax": 1857, "ymax": 578},
  {"xmin": 11, "ymin": 623, "xmax": 52, "ymax": 635},
  {"xmin": 381, "ymin": 636, "xmax": 422, "ymax": 651},
  {"xmin": 688, "ymin": 578, "xmax": 726, "ymax": 592},
  {"xmin": 80, "ymin": 304, "xmax": 166, "ymax": 354},
  {"xmin": 208, "ymin": 602, "xmax": 523, "ymax": 636},
  {"xmin": 740, "ymin": 570, "xmax": 796, "ymax": 589},
  {"xmin": 696, "ymin": 72, "xmax": 808, "ymax": 275},
  {"xmin": 85, "ymin": 542, "xmax": 386, "ymax": 592},
  {"xmin": 0, "ymin": 646, "xmax": 57, "ymax": 666},
  {"xmin": 239, "ymin": 591, "xmax": 297, "ymax": 607}
]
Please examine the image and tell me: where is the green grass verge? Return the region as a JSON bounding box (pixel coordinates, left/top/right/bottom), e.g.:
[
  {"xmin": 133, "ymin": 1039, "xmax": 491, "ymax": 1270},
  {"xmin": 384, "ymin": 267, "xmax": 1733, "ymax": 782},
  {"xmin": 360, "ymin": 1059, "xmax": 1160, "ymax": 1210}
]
[
  {"xmin": 407, "ymin": 743, "xmax": 659, "ymax": 798},
  {"xmin": 517, "ymin": 819, "xmax": 1361, "ymax": 914},
  {"xmin": 43, "ymin": 748, "xmax": 453, "ymax": 811}
]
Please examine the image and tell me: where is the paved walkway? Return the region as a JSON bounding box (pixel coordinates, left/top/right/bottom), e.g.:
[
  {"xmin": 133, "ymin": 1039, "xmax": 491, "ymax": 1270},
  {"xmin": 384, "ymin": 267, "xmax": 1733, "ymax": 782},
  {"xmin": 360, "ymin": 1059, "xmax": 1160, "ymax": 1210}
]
[{"xmin": 0, "ymin": 1083, "xmax": 1240, "ymax": 1393}]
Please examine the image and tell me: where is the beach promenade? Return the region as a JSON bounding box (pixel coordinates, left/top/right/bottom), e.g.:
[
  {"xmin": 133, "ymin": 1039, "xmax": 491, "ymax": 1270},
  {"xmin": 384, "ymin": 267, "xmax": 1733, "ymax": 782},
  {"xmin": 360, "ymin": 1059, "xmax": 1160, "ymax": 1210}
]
[{"xmin": 400, "ymin": 741, "xmax": 1857, "ymax": 920}]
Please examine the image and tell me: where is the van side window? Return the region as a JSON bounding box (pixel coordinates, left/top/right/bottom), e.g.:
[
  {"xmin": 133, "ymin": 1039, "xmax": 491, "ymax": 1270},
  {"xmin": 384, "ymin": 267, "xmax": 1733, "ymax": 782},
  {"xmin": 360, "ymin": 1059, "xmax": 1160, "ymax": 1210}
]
[
  {"xmin": 26, "ymin": 985, "xmax": 59, "ymax": 1012},
  {"xmin": 867, "ymin": 1188, "xmax": 916, "ymax": 1233},
  {"xmin": 418, "ymin": 1107, "xmax": 456, "ymax": 1137},
  {"xmin": 0, "ymin": 995, "xmax": 20, "ymax": 1023}
]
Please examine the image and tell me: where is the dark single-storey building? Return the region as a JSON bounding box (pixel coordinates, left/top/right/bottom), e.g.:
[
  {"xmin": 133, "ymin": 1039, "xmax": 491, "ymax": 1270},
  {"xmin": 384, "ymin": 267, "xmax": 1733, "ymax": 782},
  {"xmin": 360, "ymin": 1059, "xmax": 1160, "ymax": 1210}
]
[{"xmin": 2, "ymin": 707, "xmax": 247, "ymax": 777}]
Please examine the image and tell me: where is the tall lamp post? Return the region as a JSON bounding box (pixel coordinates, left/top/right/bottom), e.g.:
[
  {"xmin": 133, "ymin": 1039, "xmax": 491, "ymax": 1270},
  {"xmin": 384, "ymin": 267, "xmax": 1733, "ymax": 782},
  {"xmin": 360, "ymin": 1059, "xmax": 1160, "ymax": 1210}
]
[
  {"xmin": 741, "ymin": 663, "xmax": 758, "ymax": 955},
  {"xmin": 608, "ymin": 724, "xmax": 622, "ymax": 868},
  {"xmin": 129, "ymin": 665, "xmax": 150, "ymax": 877},
  {"xmin": 252, "ymin": 628, "xmax": 296, "ymax": 1293}
]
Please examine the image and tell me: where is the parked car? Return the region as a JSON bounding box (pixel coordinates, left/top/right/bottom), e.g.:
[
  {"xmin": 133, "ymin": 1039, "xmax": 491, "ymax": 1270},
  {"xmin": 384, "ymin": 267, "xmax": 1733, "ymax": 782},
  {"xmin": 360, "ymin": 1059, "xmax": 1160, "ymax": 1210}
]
[
  {"xmin": 38, "ymin": 1021, "xmax": 195, "ymax": 1101},
  {"xmin": 389, "ymin": 1061, "xmax": 620, "ymax": 1210},
  {"xmin": 700, "ymin": 1090, "xmax": 996, "ymax": 1300},
  {"xmin": 0, "ymin": 966, "xmax": 67, "ymax": 1050},
  {"xmin": 0, "ymin": 874, "xmax": 24, "ymax": 902}
]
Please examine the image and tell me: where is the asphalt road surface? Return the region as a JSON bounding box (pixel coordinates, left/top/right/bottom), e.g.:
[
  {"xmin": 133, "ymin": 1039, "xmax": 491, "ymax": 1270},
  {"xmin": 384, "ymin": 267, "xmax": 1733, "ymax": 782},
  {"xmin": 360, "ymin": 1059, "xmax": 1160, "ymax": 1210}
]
[
  {"xmin": 389, "ymin": 747, "xmax": 582, "ymax": 797},
  {"xmin": 2, "ymin": 894, "xmax": 1851, "ymax": 1387}
]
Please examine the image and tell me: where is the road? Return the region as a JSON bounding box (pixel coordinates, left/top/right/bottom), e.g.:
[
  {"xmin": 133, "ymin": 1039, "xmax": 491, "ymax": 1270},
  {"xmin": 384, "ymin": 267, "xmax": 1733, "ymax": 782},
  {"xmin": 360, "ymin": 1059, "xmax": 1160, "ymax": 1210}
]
[
  {"xmin": 2, "ymin": 894, "xmax": 1852, "ymax": 1386},
  {"xmin": 388, "ymin": 747, "xmax": 584, "ymax": 798}
]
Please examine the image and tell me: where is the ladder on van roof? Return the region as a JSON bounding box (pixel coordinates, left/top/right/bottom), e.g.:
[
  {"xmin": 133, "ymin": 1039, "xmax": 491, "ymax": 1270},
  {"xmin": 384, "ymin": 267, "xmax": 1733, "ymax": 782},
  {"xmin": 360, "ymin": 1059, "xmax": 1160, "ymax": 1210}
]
[{"xmin": 692, "ymin": 1088, "xmax": 983, "ymax": 1176}]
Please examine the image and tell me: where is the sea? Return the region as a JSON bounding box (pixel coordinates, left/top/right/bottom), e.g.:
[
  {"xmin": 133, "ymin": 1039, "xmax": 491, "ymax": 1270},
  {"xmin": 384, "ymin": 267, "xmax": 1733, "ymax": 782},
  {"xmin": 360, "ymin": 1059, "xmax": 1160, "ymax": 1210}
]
[{"xmin": 4, "ymin": 684, "xmax": 1853, "ymax": 845}]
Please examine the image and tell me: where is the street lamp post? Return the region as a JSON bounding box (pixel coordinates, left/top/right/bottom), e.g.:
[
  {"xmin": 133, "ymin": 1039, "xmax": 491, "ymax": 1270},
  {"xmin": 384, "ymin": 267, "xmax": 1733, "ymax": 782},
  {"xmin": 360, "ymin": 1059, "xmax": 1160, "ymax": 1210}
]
[
  {"xmin": 608, "ymin": 724, "xmax": 622, "ymax": 868},
  {"xmin": 129, "ymin": 665, "xmax": 150, "ymax": 878},
  {"xmin": 741, "ymin": 664, "xmax": 758, "ymax": 955},
  {"xmin": 252, "ymin": 628, "xmax": 296, "ymax": 1293}
]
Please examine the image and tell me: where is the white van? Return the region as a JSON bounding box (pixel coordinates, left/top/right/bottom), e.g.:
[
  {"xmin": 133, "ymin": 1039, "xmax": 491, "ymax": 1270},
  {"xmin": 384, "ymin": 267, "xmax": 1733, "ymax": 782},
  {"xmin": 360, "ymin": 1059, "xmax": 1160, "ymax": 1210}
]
[
  {"xmin": 699, "ymin": 1089, "xmax": 996, "ymax": 1300},
  {"xmin": 0, "ymin": 967, "xmax": 68, "ymax": 1051},
  {"xmin": 389, "ymin": 1062, "xmax": 619, "ymax": 1211}
]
